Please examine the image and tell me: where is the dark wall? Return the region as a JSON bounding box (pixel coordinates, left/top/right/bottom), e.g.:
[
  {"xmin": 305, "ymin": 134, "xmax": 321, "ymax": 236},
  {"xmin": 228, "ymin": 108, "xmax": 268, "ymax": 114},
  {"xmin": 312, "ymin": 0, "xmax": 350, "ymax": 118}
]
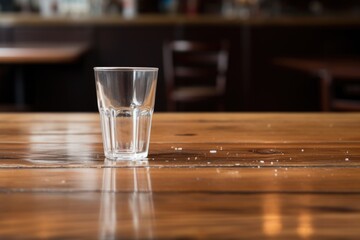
[{"xmin": 0, "ymin": 22, "xmax": 359, "ymax": 112}]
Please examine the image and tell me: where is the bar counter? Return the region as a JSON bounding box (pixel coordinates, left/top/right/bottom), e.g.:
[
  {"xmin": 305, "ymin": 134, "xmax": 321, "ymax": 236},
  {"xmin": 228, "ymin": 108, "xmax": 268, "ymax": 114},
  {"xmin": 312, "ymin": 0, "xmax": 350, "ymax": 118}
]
[
  {"xmin": 1, "ymin": 13, "xmax": 360, "ymax": 27},
  {"xmin": 0, "ymin": 113, "xmax": 359, "ymax": 239}
]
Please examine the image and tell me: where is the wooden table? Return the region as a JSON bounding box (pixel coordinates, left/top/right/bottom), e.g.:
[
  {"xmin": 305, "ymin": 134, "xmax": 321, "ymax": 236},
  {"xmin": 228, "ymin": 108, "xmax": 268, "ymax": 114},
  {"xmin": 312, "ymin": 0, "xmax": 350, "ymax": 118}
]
[
  {"xmin": 0, "ymin": 113, "xmax": 359, "ymax": 239},
  {"xmin": 274, "ymin": 58, "xmax": 360, "ymax": 111},
  {"xmin": 0, "ymin": 44, "xmax": 89, "ymax": 108}
]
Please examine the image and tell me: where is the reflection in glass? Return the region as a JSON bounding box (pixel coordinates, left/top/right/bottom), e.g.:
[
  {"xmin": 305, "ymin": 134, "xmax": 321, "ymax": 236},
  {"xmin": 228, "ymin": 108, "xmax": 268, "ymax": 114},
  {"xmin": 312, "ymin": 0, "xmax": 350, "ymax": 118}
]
[{"xmin": 99, "ymin": 159, "xmax": 154, "ymax": 239}]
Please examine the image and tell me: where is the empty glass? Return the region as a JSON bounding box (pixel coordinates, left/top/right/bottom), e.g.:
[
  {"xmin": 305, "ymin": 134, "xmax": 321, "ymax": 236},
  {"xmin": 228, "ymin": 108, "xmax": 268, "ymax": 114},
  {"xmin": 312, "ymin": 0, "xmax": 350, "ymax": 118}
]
[{"xmin": 94, "ymin": 67, "xmax": 158, "ymax": 160}]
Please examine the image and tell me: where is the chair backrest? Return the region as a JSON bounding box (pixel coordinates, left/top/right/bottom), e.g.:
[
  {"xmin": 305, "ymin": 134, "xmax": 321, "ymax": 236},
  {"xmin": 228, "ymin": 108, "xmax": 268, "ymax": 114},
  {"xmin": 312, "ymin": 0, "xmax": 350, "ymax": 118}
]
[
  {"xmin": 163, "ymin": 40, "xmax": 229, "ymax": 111},
  {"xmin": 318, "ymin": 61, "xmax": 360, "ymax": 111}
]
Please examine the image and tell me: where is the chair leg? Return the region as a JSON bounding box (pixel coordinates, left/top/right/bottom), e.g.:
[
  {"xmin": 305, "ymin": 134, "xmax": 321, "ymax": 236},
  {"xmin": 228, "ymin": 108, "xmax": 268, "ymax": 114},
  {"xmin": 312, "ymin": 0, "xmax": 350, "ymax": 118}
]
[
  {"xmin": 319, "ymin": 69, "xmax": 333, "ymax": 112},
  {"xmin": 14, "ymin": 66, "xmax": 26, "ymax": 109}
]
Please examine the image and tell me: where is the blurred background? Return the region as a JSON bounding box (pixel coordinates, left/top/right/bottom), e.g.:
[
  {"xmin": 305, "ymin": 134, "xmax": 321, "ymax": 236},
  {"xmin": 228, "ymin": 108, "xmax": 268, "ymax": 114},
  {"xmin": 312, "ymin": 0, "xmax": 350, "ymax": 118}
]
[{"xmin": 0, "ymin": 0, "xmax": 359, "ymax": 112}]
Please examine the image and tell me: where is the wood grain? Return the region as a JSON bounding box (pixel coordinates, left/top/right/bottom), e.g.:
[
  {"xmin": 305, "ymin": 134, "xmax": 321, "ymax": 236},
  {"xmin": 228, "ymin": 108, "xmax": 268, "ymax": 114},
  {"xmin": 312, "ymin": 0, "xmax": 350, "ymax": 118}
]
[
  {"xmin": 0, "ymin": 113, "xmax": 359, "ymax": 239},
  {"xmin": 1, "ymin": 193, "xmax": 360, "ymax": 239},
  {"xmin": 0, "ymin": 167, "xmax": 360, "ymax": 193}
]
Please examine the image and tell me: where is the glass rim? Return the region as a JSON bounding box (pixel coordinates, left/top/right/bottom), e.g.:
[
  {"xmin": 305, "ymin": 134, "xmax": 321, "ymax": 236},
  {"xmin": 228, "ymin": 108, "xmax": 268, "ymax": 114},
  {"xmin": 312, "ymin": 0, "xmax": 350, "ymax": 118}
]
[{"xmin": 94, "ymin": 67, "xmax": 158, "ymax": 71}]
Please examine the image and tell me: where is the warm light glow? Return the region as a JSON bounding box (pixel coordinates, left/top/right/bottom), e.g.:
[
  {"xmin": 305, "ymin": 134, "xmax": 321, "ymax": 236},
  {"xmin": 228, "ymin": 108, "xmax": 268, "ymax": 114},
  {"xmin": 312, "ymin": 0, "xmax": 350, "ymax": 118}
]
[
  {"xmin": 262, "ymin": 195, "xmax": 282, "ymax": 236},
  {"xmin": 297, "ymin": 211, "xmax": 314, "ymax": 238},
  {"xmin": 35, "ymin": 215, "xmax": 56, "ymax": 239}
]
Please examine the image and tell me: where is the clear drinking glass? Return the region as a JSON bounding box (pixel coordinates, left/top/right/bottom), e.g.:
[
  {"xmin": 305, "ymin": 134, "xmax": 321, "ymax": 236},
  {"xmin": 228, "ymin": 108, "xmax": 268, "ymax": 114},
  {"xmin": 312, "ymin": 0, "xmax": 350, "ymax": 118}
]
[{"xmin": 94, "ymin": 67, "xmax": 158, "ymax": 160}]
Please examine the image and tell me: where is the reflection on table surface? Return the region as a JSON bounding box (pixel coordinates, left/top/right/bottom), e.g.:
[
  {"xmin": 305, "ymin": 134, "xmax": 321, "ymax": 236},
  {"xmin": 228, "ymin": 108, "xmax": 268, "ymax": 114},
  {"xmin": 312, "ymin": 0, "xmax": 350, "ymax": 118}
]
[
  {"xmin": 0, "ymin": 113, "xmax": 359, "ymax": 239},
  {"xmin": 99, "ymin": 159, "xmax": 154, "ymax": 240}
]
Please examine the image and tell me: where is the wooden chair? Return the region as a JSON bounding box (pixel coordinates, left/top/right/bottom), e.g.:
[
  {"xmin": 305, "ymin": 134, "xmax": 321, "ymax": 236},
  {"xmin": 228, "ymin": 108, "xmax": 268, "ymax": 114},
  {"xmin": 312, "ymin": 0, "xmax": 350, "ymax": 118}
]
[
  {"xmin": 163, "ymin": 40, "xmax": 229, "ymax": 111},
  {"xmin": 317, "ymin": 62, "xmax": 360, "ymax": 111}
]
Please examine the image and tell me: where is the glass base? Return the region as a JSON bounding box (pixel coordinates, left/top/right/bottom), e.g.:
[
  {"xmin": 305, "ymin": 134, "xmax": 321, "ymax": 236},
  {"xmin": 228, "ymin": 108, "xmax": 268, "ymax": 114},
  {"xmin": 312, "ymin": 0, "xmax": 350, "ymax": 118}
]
[{"xmin": 104, "ymin": 151, "xmax": 148, "ymax": 161}]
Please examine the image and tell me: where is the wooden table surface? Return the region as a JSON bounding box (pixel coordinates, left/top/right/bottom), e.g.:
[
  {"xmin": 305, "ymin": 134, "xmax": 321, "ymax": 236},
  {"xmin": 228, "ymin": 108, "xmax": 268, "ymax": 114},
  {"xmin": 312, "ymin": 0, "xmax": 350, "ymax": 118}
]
[
  {"xmin": 0, "ymin": 43, "xmax": 89, "ymax": 108},
  {"xmin": 0, "ymin": 43, "xmax": 89, "ymax": 64},
  {"xmin": 274, "ymin": 58, "xmax": 360, "ymax": 79},
  {"xmin": 0, "ymin": 113, "xmax": 359, "ymax": 239}
]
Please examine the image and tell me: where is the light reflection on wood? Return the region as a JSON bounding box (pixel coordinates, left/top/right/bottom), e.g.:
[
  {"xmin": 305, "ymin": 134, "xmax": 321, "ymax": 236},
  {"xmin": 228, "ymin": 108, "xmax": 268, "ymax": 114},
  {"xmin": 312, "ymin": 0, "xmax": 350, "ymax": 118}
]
[
  {"xmin": 0, "ymin": 113, "xmax": 359, "ymax": 238},
  {"xmin": 99, "ymin": 165, "xmax": 117, "ymax": 240},
  {"xmin": 263, "ymin": 194, "xmax": 282, "ymax": 237},
  {"xmin": 296, "ymin": 190, "xmax": 314, "ymax": 238},
  {"xmin": 297, "ymin": 210, "xmax": 314, "ymax": 238},
  {"xmin": 99, "ymin": 160, "xmax": 154, "ymax": 239}
]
